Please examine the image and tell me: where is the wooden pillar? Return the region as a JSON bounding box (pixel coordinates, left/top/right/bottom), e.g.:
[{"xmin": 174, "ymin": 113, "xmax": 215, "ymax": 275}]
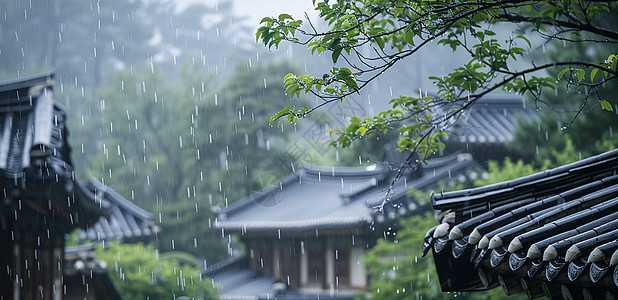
[
  {"xmin": 325, "ymin": 245, "xmax": 335, "ymax": 290},
  {"xmin": 13, "ymin": 244, "xmax": 20, "ymax": 300},
  {"xmin": 299, "ymin": 241, "xmax": 308, "ymax": 287},
  {"xmin": 53, "ymin": 246, "xmax": 62, "ymax": 300}
]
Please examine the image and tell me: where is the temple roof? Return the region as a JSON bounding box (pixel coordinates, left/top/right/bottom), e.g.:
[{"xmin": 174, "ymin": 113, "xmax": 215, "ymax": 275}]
[
  {"xmin": 444, "ymin": 96, "xmax": 538, "ymax": 146},
  {"xmin": 0, "ymin": 71, "xmax": 73, "ymax": 179},
  {"xmin": 79, "ymin": 179, "xmax": 160, "ymax": 243},
  {"xmin": 423, "ymin": 149, "xmax": 618, "ymax": 298},
  {"xmin": 202, "ymin": 257, "xmax": 355, "ymax": 300},
  {"xmin": 216, "ymin": 152, "xmax": 482, "ymax": 236},
  {"xmin": 202, "ymin": 258, "xmax": 284, "ymax": 300},
  {"xmin": 0, "ymin": 72, "xmax": 105, "ymax": 241}
]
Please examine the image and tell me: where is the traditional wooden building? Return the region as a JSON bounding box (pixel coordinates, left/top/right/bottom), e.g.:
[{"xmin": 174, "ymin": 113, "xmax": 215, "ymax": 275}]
[
  {"xmin": 208, "ymin": 153, "xmax": 482, "ymax": 299},
  {"xmin": 0, "ymin": 73, "xmax": 106, "ymax": 299},
  {"xmin": 423, "ymin": 149, "xmax": 618, "ymax": 299}
]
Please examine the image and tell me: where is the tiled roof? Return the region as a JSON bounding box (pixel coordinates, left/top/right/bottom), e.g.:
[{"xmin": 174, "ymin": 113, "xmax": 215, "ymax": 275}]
[
  {"xmin": 202, "ymin": 257, "xmax": 284, "ymax": 300},
  {"xmin": 202, "ymin": 258, "xmax": 355, "ymax": 300},
  {"xmin": 216, "ymin": 152, "xmax": 482, "ymax": 235},
  {"xmin": 0, "ymin": 73, "xmax": 104, "ymax": 233},
  {"xmin": 0, "ymin": 71, "xmax": 72, "ymax": 179},
  {"xmin": 79, "ymin": 179, "xmax": 160, "ymax": 243},
  {"xmin": 444, "ymin": 96, "xmax": 538, "ymax": 146},
  {"xmin": 423, "ymin": 149, "xmax": 618, "ymax": 298}
]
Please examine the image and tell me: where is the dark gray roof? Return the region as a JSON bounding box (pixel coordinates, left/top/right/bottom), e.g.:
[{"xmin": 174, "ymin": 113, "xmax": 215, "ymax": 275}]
[
  {"xmin": 202, "ymin": 258, "xmax": 354, "ymax": 300},
  {"xmin": 202, "ymin": 258, "xmax": 284, "ymax": 300},
  {"xmin": 444, "ymin": 96, "xmax": 538, "ymax": 145},
  {"xmin": 79, "ymin": 179, "xmax": 160, "ymax": 243},
  {"xmin": 0, "ymin": 71, "xmax": 72, "ymax": 179},
  {"xmin": 0, "ymin": 72, "xmax": 104, "ymax": 231},
  {"xmin": 423, "ymin": 149, "xmax": 618, "ymax": 298},
  {"xmin": 216, "ymin": 153, "xmax": 482, "ymax": 235}
]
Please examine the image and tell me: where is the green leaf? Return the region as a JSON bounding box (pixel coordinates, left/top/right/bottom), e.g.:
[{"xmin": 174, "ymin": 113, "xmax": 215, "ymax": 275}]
[
  {"xmin": 374, "ymin": 36, "xmax": 385, "ymax": 50},
  {"xmin": 332, "ymin": 47, "xmax": 343, "ymax": 63},
  {"xmin": 356, "ymin": 127, "xmax": 368, "ymax": 136},
  {"xmin": 590, "ymin": 68, "xmax": 599, "ymax": 82},
  {"xmin": 259, "ymin": 17, "xmax": 273, "ymax": 24},
  {"xmin": 575, "ymin": 69, "xmax": 585, "ymax": 83},
  {"xmin": 516, "ymin": 34, "xmax": 531, "ymax": 48},
  {"xmin": 278, "ymin": 13, "xmax": 293, "ymax": 21},
  {"xmin": 557, "ymin": 68, "xmax": 571, "ymax": 79},
  {"xmin": 601, "ymin": 100, "xmax": 613, "ymax": 111},
  {"xmin": 403, "ymin": 30, "xmax": 415, "ymax": 46}
]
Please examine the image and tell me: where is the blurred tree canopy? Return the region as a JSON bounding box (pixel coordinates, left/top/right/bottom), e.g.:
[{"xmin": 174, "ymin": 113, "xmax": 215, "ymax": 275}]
[
  {"xmin": 78, "ymin": 60, "xmax": 304, "ymax": 262},
  {"xmin": 256, "ymin": 0, "xmax": 618, "ymax": 166},
  {"xmin": 1, "ymin": 0, "xmax": 309, "ymax": 264},
  {"xmin": 95, "ymin": 242, "xmax": 217, "ymax": 299}
]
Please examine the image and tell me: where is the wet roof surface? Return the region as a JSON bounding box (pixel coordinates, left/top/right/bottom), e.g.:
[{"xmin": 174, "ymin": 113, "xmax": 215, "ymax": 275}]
[
  {"xmin": 79, "ymin": 179, "xmax": 159, "ymax": 243},
  {"xmin": 444, "ymin": 96, "xmax": 538, "ymax": 146},
  {"xmin": 217, "ymin": 153, "xmax": 482, "ymax": 235},
  {"xmin": 424, "ymin": 149, "xmax": 618, "ymax": 298}
]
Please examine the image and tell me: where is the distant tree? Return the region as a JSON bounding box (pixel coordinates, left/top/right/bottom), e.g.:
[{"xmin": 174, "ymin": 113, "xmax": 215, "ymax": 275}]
[
  {"xmin": 203, "ymin": 61, "xmax": 308, "ymax": 202},
  {"xmin": 79, "ymin": 60, "xmax": 304, "ymax": 261},
  {"xmin": 256, "ymin": 1, "xmax": 618, "ymax": 168},
  {"xmin": 361, "ymin": 213, "xmax": 447, "ymax": 300},
  {"xmin": 95, "ymin": 242, "xmax": 217, "ymax": 299}
]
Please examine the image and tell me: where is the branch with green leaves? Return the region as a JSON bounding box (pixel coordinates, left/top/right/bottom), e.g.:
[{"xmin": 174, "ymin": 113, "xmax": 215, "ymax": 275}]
[{"xmin": 257, "ymin": 0, "xmax": 618, "ymax": 171}]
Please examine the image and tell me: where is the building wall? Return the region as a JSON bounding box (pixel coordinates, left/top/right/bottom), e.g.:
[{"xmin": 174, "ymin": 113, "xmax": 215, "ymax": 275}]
[
  {"xmin": 244, "ymin": 234, "xmax": 369, "ymax": 293},
  {"xmin": 349, "ymin": 246, "xmax": 367, "ymax": 288}
]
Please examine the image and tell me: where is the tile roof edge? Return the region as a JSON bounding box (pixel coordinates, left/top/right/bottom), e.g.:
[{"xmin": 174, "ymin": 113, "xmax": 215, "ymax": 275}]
[
  {"xmin": 302, "ymin": 163, "xmax": 389, "ymax": 177},
  {"xmin": 432, "ymin": 149, "xmax": 618, "ymax": 203},
  {"xmin": 201, "ymin": 256, "xmax": 248, "ymax": 276},
  {"xmin": 217, "ymin": 216, "xmax": 369, "ymax": 232},
  {"xmin": 82, "ymin": 179, "xmax": 153, "ymax": 220},
  {"xmin": 0, "ymin": 71, "xmax": 54, "ymax": 94}
]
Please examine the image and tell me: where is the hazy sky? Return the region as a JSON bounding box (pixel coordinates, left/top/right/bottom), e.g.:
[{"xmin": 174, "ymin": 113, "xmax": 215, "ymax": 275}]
[{"xmin": 178, "ymin": 0, "xmax": 318, "ymax": 29}]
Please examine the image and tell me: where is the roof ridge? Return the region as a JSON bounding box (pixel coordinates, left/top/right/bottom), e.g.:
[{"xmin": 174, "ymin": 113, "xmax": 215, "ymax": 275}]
[
  {"xmin": 219, "ymin": 172, "xmax": 299, "ymax": 217},
  {"xmin": 302, "ymin": 163, "xmax": 389, "ymax": 177},
  {"xmin": 433, "ymin": 149, "xmax": 618, "ymax": 203},
  {"xmin": 83, "ymin": 179, "xmax": 153, "ymax": 220}
]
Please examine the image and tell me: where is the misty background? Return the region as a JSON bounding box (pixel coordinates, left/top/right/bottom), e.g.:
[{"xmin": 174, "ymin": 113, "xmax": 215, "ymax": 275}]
[{"xmin": 0, "ymin": 0, "xmax": 468, "ymax": 264}]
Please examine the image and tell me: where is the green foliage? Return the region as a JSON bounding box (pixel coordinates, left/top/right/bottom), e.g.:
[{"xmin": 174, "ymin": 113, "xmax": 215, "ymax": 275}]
[
  {"xmin": 256, "ymin": 0, "xmax": 618, "ymax": 162},
  {"xmin": 474, "ymin": 158, "xmax": 539, "ymax": 187},
  {"xmin": 361, "ymin": 213, "xmax": 445, "ymax": 300},
  {"xmin": 95, "ymin": 242, "xmax": 217, "ymax": 299}
]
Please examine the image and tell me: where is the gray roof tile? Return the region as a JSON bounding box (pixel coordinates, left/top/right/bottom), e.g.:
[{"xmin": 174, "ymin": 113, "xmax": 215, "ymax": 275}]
[
  {"xmin": 444, "ymin": 96, "xmax": 538, "ymax": 146},
  {"xmin": 217, "ymin": 153, "xmax": 482, "ymax": 235},
  {"xmin": 424, "ymin": 149, "xmax": 618, "ymax": 298},
  {"xmin": 0, "ymin": 73, "xmax": 105, "ymax": 230},
  {"xmin": 79, "ymin": 179, "xmax": 159, "ymax": 243}
]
